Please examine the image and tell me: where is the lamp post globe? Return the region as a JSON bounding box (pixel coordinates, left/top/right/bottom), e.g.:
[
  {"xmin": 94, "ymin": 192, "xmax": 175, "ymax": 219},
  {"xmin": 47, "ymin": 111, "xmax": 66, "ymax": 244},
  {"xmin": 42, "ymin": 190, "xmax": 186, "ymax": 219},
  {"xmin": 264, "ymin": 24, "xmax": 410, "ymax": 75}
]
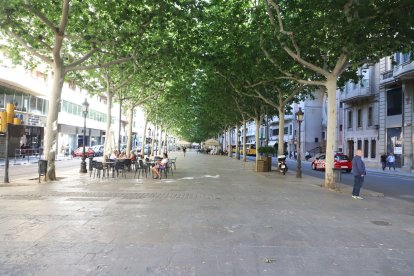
[
  {"xmin": 295, "ymin": 107, "xmax": 304, "ymax": 178},
  {"xmin": 80, "ymin": 98, "xmax": 89, "ymax": 173}
]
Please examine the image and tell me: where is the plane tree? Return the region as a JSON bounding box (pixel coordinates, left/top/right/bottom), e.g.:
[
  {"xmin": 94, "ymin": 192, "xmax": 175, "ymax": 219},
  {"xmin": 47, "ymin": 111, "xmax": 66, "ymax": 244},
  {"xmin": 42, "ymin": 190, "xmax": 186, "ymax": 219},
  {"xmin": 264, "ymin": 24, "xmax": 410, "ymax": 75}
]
[
  {"xmin": 0, "ymin": 0, "xmax": 165, "ymax": 180},
  {"xmin": 260, "ymin": 0, "xmax": 414, "ymax": 188}
]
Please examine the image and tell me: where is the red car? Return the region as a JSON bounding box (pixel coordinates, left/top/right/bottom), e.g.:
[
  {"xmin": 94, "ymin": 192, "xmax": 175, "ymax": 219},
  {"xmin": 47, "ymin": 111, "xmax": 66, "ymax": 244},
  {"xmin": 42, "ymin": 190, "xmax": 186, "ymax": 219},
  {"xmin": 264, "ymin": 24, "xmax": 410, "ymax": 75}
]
[
  {"xmin": 73, "ymin": 147, "xmax": 95, "ymax": 158},
  {"xmin": 311, "ymin": 153, "xmax": 352, "ymax": 173}
]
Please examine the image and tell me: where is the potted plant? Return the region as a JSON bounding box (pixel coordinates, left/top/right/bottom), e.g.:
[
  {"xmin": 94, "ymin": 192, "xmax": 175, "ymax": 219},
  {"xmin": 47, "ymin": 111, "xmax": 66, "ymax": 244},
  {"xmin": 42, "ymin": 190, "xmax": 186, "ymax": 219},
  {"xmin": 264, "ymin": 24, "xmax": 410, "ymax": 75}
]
[{"xmin": 258, "ymin": 146, "xmax": 276, "ymax": 171}]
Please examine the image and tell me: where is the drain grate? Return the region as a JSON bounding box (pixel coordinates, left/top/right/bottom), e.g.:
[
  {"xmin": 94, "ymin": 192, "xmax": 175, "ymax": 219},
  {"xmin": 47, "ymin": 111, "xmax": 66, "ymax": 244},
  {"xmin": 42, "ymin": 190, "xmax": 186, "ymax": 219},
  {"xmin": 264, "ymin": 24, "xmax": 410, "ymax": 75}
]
[{"xmin": 371, "ymin": 220, "xmax": 391, "ymax": 226}]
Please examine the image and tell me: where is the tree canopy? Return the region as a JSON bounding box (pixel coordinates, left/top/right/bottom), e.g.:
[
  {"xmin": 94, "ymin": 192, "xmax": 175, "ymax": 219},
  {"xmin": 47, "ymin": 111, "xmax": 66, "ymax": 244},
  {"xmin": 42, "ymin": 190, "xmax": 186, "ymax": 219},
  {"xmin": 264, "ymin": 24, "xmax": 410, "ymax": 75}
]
[{"xmin": 1, "ymin": 0, "xmax": 413, "ymax": 163}]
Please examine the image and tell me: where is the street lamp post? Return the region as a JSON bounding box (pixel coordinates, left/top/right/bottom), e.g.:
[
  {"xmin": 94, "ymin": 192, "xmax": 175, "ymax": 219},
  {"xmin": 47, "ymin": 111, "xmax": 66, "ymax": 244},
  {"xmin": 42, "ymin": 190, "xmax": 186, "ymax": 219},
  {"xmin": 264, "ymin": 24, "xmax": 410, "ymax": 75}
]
[
  {"xmin": 295, "ymin": 107, "xmax": 304, "ymax": 178},
  {"xmin": 80, "ymin": 98, "xmax": 89, "ymax": 173}
]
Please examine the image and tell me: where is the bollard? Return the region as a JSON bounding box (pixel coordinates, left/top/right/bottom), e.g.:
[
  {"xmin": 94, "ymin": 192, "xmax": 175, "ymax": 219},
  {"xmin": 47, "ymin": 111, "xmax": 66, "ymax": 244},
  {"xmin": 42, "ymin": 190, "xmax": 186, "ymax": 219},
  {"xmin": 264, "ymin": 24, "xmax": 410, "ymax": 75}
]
[
  {"xmin": 333, "ymin": 168, "xmax": 342, "ymax": 183},
  {"xmin": 38, "ymin": 160, "xmax": 47, "ymax": 183}
]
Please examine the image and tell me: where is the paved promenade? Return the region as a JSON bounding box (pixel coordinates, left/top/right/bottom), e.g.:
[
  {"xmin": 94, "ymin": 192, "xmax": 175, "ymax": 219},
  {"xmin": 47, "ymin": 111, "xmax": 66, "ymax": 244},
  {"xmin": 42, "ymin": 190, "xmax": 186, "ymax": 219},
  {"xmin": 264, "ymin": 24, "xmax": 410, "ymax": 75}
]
[{"xmin": 0, "ymin": 152, "xmax": 413, "ymax": 275}]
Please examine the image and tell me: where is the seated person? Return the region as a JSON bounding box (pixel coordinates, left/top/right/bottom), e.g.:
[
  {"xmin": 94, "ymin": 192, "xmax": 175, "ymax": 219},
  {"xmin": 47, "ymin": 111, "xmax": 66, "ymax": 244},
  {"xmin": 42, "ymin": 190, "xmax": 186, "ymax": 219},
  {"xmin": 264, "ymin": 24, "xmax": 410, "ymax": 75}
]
[
  {"xmin": 152, "ymin": 153, "xmax": 169, "ymax": 179},
  {"xmin": 109, "ymin": 150, "xmax": 118, "ymax": 160},
  {"xmin": 130, "ymin": 152, "xmax": 136, "ymax": 161}
]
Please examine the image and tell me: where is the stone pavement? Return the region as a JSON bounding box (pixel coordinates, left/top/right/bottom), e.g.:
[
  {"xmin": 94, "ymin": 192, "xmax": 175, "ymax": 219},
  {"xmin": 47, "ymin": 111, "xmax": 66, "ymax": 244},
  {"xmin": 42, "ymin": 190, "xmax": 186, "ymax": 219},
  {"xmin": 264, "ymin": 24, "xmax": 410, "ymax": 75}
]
[{"xmin": 0, "ymin": 152, "xmax": 413, "ymax": 275}]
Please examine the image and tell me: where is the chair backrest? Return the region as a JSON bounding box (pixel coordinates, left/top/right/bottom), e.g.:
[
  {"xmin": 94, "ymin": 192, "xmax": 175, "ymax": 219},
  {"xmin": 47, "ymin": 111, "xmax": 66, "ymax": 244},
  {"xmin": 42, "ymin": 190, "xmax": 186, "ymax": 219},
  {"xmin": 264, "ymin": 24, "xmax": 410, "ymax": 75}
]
[
  {"xmin": 115, "ymin": 161, "xmax": 125, "ymax": 169},
  {"xmin": 124, "ymin": 159, "xmax": 132, "ymax": 166},
  {"xmin": 138, "ymin": 159, "xmax": 145, "ymax": 168},
  {"xmin": 96, "ymin": 162, "xmax": 104, "ymax": 170}
]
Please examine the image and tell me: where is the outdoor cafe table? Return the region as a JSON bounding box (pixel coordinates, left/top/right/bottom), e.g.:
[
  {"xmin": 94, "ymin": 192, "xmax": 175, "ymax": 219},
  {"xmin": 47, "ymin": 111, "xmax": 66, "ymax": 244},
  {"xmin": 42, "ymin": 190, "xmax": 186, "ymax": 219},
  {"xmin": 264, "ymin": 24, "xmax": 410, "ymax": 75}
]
[{"xmin": 93, "ymin": 157, "xmax": 117, "ymax": 178}]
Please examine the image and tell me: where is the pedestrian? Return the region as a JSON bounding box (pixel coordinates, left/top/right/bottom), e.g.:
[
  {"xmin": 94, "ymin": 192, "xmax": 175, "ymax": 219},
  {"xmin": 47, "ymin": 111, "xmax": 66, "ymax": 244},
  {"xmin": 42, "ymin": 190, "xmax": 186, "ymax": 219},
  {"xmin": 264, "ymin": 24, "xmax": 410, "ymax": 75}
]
[
  {"xmin": 387, "ymin": 153, "xmax": 396, "ymax": 171},
  {"xmin": 351, "ymin": 149, "xmax": 366, "ymax": 200},
  {"xmin": 183, "ymin": 146, "xmax": 186, "ymax": 157},
  {"xmin": 380, "ymin": 153, "xmax": 387, "ymax": 170}
]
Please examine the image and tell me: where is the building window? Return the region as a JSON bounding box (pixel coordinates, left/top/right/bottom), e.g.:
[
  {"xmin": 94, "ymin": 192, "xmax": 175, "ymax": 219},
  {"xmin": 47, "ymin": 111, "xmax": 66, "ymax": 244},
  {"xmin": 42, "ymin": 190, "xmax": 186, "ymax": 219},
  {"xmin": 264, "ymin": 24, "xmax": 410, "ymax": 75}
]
[
  {"xmin": 272, "ymin": 129, "xmax": 278, "ymax": 136},
  {"xmin": 371, "ymin": 140, "xmax": 376, "ymax": 159},
  {"xmin": 402, "ymin": 52, "xmax": 410, "ymax": 63},
  {"xmin": 348, "ymin": 110, "xmax": 353, "ymax": 129},
  {"xmin": 315, "ymin": 137, "xmax": 318, "ymax": 143},
  {"xmin": 284, "ymin": 127, "xmax": 288, "ymax": 134},
  {"xmin": 289, "ymin": 125, "xmax": 293, "ymax": 135},
  {"xmin": 357, "ymin": 109, "xmax": 362, "ymax": 127},
  {"xmin": 394, "ymin": 53, "xmax": 401, "ymax": 65},
  {"xmin": 368, "ymin": 107, "xmax": 373, "ymax": 126},
  {"xmin": 29, "ymin": 96, "xmax": 37, "ymax": 113},
  {"xmin": 321, "ymin": 132, "xmax": 325, "ymax": 139},
  {"xmin": 364, "ymin": 140, "xmax": 369, "ymax": 158},
  {"xmin": 339, "ymin": 102, "xmax": 343, "ymax": 108},
  {"xmin": 387, "ymin": 87, "xmax": 402, "ymax": 116},
  {"xmin": 339, "ymin": 124, "xmax": 343, "ymax": 131},
  {"xmin": 357, "ymin": 140, "xmax": 362, "ymax": 150}
]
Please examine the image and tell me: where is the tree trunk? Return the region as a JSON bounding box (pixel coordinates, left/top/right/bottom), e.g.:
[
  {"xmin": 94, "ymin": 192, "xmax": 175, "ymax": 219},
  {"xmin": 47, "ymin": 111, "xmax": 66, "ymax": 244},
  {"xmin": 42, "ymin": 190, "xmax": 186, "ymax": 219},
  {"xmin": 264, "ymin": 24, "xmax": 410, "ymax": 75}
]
[
  {"xmin": 151, "ymin": 124, "xmax": 156, "ymax": 156},
  {"xmin": 158, "ymin": 127, "xmax": 163, "ymax": 155},
  {"xmin": 142, "ymin": 116, "xmax": 148, "ymax": 157},
  {"xmin": 126, "ymin": 106, "xmax": 133, "ymax": 158},
  {"xmin": 223, "ymin": 130, "xmax": 227, "ymax": 152},
  {"xmin": 227, "ymin": 127, "xmax": 232, "ymax": 157},
  {"xmin": 103, "ymin": 89, "xmax": 113, "ymax": 158},
  {"xmin": 164, "ymin": 129, "xmax": 168, "ymax": 153},
  {"xmin": 45, "ymin": 61, "xmax": 65, "ymax": 181},
  {"xmin": 255, "ymin": 117, "xmax": 260, "ymax": 162},
  {"xmin": 242, "ymin": 119, "xmax": 247, "ymax": 162},
  {"xmin": 277, "ymin": 106, "xmax": 285, "ymax": 156},
  {"xmin": 324, "ymin": 77, "xmax": 337, "ymax": 189}
]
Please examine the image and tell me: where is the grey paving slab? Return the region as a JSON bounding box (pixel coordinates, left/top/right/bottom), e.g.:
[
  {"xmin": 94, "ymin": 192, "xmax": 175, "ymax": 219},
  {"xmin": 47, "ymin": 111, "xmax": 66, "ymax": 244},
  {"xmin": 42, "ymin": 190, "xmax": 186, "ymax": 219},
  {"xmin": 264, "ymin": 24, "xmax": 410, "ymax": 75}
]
[{"xmin": 0, "ymin": 152, "xmax": 413, "ymax": 275}]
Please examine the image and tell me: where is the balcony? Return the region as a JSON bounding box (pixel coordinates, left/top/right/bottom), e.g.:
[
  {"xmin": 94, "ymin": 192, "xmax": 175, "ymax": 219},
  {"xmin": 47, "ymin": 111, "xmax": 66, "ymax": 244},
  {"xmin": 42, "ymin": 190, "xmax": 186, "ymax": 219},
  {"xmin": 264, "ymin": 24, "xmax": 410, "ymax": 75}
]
[
  {"xmin": 393, "ymin": 61, "xmax": 414, "ymax": 80},
  {"xmin": 340, "ymin": 84, "xmax": 374, "ymax": 104},
  {"xmin": 380, "ymin": 60, "xmax": 414, "ymax": 87},
  {"xmin": 269, "ymin": 114, "xmax": 294, "ymax": 125}
]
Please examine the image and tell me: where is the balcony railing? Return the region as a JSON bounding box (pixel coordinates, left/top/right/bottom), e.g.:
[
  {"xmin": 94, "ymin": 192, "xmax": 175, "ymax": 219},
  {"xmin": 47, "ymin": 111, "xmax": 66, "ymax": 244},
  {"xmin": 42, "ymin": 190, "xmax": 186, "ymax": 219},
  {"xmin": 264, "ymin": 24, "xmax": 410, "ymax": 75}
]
[{"xmin": 382, "ymin": 70, "xmax": 394, "ymax": 80}]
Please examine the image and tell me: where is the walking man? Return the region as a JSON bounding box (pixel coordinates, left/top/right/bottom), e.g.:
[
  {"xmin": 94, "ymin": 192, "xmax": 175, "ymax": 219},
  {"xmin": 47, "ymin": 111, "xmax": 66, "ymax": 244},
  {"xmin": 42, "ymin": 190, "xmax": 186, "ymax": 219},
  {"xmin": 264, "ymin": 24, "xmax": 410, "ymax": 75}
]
[
  {"xmin": 352, "ymin": 149, "xmax": 366, "ymax": 200},
  {"xmin": 387, "ymin": 153, "xmax": 396, "ymax": 171}
]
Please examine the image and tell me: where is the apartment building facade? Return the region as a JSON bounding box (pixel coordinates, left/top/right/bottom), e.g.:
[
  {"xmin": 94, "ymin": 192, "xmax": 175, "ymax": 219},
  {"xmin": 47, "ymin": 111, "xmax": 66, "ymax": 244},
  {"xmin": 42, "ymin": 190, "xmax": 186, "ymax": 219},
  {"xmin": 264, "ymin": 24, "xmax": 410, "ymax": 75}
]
[
  {"xmin": 0, "ymin": 54, "xmax": 143, "ymax": 157},
  {"xmin": 379, "ymin": 53, "xmax": 414, "ymax": 171}
]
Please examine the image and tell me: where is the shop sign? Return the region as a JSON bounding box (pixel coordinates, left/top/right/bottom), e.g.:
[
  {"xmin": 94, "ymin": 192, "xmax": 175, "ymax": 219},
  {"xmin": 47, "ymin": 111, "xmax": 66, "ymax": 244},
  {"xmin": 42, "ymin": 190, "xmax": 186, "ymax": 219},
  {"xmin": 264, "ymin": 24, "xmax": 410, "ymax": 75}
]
[
  {"xmin": 394, "ymin": 146, "xmax": 402, "ymax": 155},
  {"xmin": 26, "ymin": 114, "xmax": 45, "ymax": 127}
]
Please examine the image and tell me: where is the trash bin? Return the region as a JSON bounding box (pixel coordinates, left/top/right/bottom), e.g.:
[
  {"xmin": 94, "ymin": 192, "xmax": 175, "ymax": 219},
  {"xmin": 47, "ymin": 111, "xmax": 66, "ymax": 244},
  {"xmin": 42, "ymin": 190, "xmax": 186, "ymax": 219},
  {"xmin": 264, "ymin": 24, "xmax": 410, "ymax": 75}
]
[
  {"xmin": 333, "ymin": 168, "xmax": 342, "ymax": 183},
  {"xmin": 38, "ymin": 160, "xmax": 47, "ymax": 183}
]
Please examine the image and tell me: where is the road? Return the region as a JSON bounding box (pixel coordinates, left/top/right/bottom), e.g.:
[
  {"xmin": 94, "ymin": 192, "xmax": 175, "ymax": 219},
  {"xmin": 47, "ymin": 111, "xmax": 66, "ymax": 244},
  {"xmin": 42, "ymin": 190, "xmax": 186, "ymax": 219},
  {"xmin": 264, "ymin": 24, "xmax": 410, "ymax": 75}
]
[
  {"xmin": 242, "ymin": 155, "xmax": 414, "ymax": 203},
  {"xmin": 283, "ymin": 158, "xmax": 414, "ymax": 203}
]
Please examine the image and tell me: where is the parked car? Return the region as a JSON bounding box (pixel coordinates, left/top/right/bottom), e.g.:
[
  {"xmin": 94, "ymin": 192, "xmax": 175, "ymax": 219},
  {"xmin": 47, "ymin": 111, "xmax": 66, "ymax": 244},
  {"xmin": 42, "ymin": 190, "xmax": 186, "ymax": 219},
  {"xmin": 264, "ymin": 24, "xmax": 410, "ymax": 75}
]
[
  {"xmin": 92, "ymin": 145, "xmax": 104, "ymax": 157},
  {"xmin": 311, "ymin": 153, "xmax": 352, "ymax": 173},
  {"xmin": 73, "ymin": 147, "xmax": 95, "ymax": 158}
]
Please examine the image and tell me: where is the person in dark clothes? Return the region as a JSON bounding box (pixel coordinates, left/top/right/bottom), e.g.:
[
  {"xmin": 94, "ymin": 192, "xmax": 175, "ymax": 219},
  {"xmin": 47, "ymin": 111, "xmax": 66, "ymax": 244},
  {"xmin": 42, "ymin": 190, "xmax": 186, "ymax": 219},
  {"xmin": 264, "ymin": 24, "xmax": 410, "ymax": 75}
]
[
  {"xmin": 351, "ymin": 149, "xmax": 366, "ymax": 200},
  {"xmin": 380, "ymin": 153, "xmax": 387, "ymax": 171}
]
